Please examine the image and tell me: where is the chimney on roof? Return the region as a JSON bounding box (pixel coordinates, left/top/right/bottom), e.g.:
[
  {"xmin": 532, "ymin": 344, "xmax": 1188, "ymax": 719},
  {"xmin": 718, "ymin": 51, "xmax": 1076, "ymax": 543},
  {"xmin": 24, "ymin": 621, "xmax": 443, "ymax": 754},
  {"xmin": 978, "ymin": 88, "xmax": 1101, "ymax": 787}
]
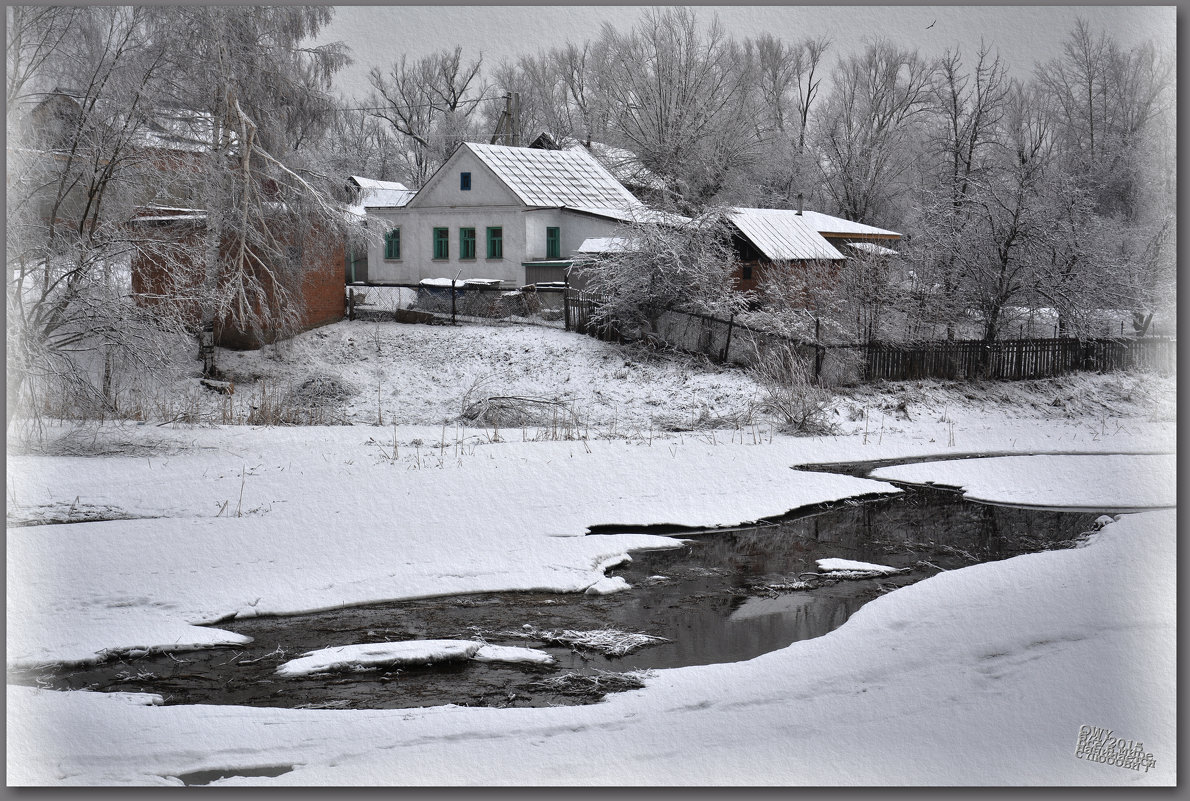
[{"xmin": 797, "ymin": 193, "xmax": 803, "ymax": 215}]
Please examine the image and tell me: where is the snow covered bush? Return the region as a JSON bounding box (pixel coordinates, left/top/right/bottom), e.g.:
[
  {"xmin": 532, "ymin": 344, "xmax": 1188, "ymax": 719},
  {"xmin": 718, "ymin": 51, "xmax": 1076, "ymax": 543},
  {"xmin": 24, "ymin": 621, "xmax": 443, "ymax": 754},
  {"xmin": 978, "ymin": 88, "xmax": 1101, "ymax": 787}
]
[
  {"xmin": 458, "ymin": 373, "xmax": 580, "ymax": 430},
  {"xmin": 571, "ymin": 214, "xmax": 745, "ymax": 340}
]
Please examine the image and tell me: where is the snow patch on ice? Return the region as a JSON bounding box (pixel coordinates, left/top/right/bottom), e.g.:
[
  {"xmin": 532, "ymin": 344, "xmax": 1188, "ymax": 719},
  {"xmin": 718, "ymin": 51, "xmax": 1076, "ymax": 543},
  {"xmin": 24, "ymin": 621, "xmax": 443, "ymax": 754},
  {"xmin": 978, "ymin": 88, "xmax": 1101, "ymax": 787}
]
[
  {"xmin": 585, "ymin": 576, "xmax": 631, "ymax": 595},
  {"xmin": 817, "ymin": 558, "xmax": 901, "ymax": 574},
  {"xmin": 471, "ymin": 645, "xmax": 556, "ymax": 666},
  {"xmin": 276, "ymin": 640, "xmax": 481, "ymax": 677}
]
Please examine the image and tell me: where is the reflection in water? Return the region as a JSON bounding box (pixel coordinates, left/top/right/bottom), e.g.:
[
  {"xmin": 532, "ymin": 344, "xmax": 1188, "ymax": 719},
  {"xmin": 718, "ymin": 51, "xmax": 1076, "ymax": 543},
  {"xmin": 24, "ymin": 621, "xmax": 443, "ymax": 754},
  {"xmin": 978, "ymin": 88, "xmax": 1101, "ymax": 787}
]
[{"xmin": 10, "ymin": 488, "xmax": 1100, "ymax": 709}]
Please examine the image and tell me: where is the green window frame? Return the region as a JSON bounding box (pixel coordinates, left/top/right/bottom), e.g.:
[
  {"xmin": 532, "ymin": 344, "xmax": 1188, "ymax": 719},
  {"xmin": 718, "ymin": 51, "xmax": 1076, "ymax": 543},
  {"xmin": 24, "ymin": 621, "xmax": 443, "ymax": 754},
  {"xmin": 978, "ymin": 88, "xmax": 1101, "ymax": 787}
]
[
  {"xmin": 546, "ymin": 226, "xmax": 560, "ymax": 259},
  {"xmin": 433, "ymin": 227, "xmax": 449, "ymax": 260},
  {"xmin": 486, "ymin": 227, "xmax": 503, "ymax": 259},
  {"xmin": 459, "ymin": 227, "xmax": 476, "ymax": 260},
  {"xmin": 460, "ymin": 172, "xmax": 472, "ymax": 191},
  {"xmin": 384, "ymin": 229, "xmax": 401, "ymax": 260}
]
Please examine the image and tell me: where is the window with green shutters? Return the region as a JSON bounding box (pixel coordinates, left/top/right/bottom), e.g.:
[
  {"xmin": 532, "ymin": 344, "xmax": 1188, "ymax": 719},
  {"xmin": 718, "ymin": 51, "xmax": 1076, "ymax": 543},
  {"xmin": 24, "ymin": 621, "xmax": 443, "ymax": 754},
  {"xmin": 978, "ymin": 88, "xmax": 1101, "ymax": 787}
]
[
  {"xmin": 486, "ymin": 227, "xmax": 503, "ymax": 259},
  {"xmin": 433, "ymin": 227, "xmax": 448, "ymax": 259},
  {"xmin": 459, "ymin": 227, "xmax": 476, "ymax": 259},
  {"xmin": 384, "ymin": 229, "xmax": 400, "ymax": 260},
  {"xmin": 546, "ymin": 226, "xmax": 560, "ymax": 259}
]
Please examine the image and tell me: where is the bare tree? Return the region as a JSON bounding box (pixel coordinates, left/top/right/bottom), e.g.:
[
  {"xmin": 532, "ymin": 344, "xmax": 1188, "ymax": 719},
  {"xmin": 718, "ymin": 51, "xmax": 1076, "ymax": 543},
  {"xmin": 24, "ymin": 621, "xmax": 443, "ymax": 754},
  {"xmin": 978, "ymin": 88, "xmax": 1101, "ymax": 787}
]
[
  {"xmin": 743, "ymin": 33, "xmax": 831, "ymax": 207},
  {"xmin": 1037, "ymin": 18, "xmax": 1174, "ymax": 219},
  {"xmin": 955, "ymin": 82, "xmax": 1055, "ymax": 344},
  {"xmin": 814, "ymin": 40, "xmax": 933, "ymax": 224},
  {"xmin": 596, "ymin": 9, "xmax": 760, "ymax": 209},
  {"xmin": 368, "ymin": 46, "xmax": 485, "ymax": 187}
]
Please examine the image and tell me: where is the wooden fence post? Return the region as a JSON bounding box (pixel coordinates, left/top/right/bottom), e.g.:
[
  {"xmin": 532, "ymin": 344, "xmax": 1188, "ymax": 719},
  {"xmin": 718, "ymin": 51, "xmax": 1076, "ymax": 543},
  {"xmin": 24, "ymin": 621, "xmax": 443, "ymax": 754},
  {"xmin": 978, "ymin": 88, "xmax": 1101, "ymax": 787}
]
[
  {"xmin": 814, "ymin": 317, "xmax": 823, "ymax": 382},
  {"xmin": 563, "ymin": 280, "xmax": 571, "ymax": 331},
  {"xmin": 348, "ymin": 287, "xmax": 355, "ymax": 321},
  {"xmin": 721, "ymin": 313, "xmax": 735, "ymax": 363}
]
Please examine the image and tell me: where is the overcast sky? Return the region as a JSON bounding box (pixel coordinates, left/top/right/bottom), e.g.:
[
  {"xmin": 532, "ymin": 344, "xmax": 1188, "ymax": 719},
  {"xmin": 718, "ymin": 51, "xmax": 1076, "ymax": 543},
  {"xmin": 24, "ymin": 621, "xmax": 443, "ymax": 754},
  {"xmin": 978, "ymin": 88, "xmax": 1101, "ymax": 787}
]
[{"xmin": 316, "ymin": 5, "xmax": 1175, "ymax": 100}]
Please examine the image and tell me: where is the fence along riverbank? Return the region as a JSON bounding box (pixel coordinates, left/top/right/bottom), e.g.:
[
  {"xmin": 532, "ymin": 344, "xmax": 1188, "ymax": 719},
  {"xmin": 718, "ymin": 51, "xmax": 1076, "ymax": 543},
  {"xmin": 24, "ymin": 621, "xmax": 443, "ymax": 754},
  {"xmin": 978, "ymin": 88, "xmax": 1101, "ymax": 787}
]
[{"xmin": 566, "ymin": 294, "xmax": 1175, "ymax": 383}]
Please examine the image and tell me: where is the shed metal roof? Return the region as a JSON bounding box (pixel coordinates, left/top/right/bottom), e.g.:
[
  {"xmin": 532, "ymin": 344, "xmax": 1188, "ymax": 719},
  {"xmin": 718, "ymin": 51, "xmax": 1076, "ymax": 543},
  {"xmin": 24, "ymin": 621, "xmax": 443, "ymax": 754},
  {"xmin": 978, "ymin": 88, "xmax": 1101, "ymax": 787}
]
[
  {"xmin": 466, "ymin": 143, "xmax": 643, "ymax": 210},
  {"xmin": 795, "ymin": 210, "xmax": 901, "ymax": 239},
  {"xmin": 726, "ymin": 208, "xmax": 845, "ymax": 261},
  {"xmin": 350, "ymin": 176, "xmax": 409, "ymax": 191}
]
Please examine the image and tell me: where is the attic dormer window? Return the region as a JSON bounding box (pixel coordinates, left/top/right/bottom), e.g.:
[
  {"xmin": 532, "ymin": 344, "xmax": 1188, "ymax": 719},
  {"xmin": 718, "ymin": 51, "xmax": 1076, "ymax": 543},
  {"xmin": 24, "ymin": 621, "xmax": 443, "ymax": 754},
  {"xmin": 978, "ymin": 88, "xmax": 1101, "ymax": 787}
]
[{"xmin": 460, "ymin": 172, "xmax": 471, "ymax": 191}]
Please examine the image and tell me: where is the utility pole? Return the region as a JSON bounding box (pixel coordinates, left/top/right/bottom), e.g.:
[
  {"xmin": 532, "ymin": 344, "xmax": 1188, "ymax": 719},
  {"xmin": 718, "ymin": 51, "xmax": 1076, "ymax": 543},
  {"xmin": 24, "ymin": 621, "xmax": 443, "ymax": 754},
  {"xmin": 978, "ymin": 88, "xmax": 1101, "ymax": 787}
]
[{"xmin": 490, "ymin": 92, "xmax": 523, "ymax": 147}]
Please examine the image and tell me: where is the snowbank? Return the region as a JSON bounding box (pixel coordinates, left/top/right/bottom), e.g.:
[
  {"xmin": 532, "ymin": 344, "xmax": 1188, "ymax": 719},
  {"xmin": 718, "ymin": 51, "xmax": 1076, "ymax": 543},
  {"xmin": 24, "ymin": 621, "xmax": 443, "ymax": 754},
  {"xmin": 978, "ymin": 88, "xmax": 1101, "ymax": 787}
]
[{"xmin": 8, "ymin": 510, "xmax": 1174, "ymax": 785}]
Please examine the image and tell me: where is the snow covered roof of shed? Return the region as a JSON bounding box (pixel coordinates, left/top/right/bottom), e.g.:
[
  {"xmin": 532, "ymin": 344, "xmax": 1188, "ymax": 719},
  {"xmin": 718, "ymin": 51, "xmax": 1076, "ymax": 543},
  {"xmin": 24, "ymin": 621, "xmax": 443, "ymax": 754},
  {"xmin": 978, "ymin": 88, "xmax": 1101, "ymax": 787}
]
[
  {"xmin": 576, "ymin": 236, "xmax": 639, "ymax": 254},
  {"xmin": 465, "ymin": 142, "xmax": 643, "ymax": 209},
  {"xmin": 349, "ymin": 176, "xmax": 415, "ymax": 209},
  {"xmin": 794, "ymin": 210, "xmax": 901, "ymax": 239},
  {"xmin": 726, "ymin": 208, "xmax": 845, "ymax": 261}
]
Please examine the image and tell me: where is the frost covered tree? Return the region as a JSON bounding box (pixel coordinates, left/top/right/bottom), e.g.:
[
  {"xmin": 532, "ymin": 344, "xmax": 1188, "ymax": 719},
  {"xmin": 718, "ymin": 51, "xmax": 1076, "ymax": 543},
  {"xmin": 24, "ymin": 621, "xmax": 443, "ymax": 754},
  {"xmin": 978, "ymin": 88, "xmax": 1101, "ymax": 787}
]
[
  {"xmin": 483, "ymin": 43, "xmax": 611, "ymax": 150},
  {"xmin": 743, "ymin": 33, "xmax": 830, "ymax": 207},
  {"xmin": 146, "ymin": 5, "xmax": 351, "ymax": 377},
  {"xmin": 1036, "ymin": 18, "xmax": 1174, "ymax": 220},
  {"xmin": 571, "ymin": 215, "xmax": 745, "ymax": 338},
  {"xmin": 6, "ymin": 6, "xmax": 191, "ymax": 423},
  {"xmin": 7, "ymin": 4, "xmax": 355, "ymax": 421}
]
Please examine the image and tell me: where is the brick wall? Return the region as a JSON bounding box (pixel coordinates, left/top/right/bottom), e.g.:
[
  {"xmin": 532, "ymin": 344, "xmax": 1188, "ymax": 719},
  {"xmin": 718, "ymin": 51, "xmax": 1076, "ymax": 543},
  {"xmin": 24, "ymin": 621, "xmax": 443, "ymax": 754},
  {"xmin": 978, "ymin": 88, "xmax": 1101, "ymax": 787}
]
[{"xmin": 132, "ymin": 217, "xmax": 344, "ymax": 349}]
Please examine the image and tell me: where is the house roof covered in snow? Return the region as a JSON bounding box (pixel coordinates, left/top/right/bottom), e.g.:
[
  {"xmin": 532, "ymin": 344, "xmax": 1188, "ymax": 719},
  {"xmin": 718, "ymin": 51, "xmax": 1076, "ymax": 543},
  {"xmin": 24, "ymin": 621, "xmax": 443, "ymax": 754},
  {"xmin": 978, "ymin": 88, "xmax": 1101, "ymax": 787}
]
[
  {"xmin": 562, "ymin": 140, "xmax": 668, "ymax": 192},
  {"xmin": 349, "ymin": 176, "xmax": 415, "ymax": 208},
  {"xmin": 564, "ymin": 206, "xmax": 690, "ymax": 226},
  {"xmin": 726, "ymin": 208, "xmax": 846, "ymax": 262},
  {"xmin": 793, "ymin": 210, "xmax": 901, "ymax": 239},
  {"xmin": 464, "ymin": 142, "xmax": 643, "ymax": 210}
]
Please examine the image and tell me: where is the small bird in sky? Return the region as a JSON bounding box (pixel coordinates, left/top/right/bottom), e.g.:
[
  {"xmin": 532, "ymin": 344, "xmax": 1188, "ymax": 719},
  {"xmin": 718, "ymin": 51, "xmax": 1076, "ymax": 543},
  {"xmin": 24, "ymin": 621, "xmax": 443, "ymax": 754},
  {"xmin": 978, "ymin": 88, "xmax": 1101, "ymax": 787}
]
[{"xmin": 926, "ymin": 19, "xmax": 936, "ymax": 29}]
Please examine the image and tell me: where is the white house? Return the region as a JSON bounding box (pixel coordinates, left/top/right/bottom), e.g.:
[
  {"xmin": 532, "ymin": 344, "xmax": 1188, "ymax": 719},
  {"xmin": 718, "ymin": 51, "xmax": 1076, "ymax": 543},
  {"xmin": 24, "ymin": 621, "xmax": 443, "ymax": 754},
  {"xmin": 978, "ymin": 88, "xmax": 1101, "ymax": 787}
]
[{"xmin": 361, "ymin": 142, "xmax": 685, "ymax": 287}]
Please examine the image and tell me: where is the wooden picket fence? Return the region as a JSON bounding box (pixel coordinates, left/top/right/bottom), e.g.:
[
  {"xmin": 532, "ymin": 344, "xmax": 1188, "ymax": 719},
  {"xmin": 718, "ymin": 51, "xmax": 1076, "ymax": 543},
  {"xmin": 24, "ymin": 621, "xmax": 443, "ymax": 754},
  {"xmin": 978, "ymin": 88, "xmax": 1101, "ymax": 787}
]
[{"xmin": 849, "ymin": 337, "xmax": 1176, "ymax": 381}]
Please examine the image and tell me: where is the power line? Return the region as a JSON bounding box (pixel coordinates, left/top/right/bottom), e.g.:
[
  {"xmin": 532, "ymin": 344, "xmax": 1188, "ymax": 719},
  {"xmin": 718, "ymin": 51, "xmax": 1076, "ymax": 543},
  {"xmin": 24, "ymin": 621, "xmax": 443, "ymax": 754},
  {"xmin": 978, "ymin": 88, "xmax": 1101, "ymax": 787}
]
[{"xmin": 339, "ymin": 92, "xmax": 506, "ymax": 114}]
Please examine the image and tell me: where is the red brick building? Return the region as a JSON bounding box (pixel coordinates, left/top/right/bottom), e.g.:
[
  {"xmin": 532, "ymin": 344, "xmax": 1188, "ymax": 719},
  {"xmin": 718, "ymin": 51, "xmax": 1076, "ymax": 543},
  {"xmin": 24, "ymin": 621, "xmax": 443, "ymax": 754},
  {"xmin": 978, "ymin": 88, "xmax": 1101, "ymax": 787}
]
[{"xmin": 131, "ymin": 208, "xmax": 345, "ymax": 349}]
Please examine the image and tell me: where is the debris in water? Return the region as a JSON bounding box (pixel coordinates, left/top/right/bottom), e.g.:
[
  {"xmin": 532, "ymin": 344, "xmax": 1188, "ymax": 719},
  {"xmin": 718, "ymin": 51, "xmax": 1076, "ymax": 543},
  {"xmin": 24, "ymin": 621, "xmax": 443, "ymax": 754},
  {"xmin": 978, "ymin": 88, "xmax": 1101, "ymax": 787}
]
[
  {"xmin": 528, "ymin": 669, "xmax": 652, "ymax": 697},
  {"xmin": 503, "ymin": 627, "xmax": 668, "ymax": 657}
]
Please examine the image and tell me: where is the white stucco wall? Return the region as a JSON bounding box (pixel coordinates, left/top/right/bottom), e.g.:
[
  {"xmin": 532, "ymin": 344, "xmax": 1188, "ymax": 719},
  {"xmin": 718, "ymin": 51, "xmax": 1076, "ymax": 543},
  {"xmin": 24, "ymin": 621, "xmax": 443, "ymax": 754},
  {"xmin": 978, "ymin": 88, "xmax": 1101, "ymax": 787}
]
[
  {"xmin": 411, "ymin": 148, "xmax": 520, "ymax": 208},
  {"xmin": 365, "ymin": 207, "xmax": 526, "ymax": 284}
]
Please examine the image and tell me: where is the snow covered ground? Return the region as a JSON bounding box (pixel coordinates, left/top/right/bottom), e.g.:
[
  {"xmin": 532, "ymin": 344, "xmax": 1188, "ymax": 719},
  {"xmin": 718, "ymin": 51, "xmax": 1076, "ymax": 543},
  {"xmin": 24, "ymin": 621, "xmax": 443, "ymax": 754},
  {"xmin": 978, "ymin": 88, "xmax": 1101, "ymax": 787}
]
[{"xmin": 6, "ymin": 319, "xmax": 1177, "ymax": 785}]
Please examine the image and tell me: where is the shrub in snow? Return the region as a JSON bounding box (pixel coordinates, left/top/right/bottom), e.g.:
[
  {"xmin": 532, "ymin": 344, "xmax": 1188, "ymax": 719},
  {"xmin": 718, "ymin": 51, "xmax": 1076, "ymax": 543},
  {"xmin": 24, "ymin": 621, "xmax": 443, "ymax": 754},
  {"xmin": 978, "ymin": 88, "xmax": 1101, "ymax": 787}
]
[
  {"xmin": 458, "ymin": 373, "xmax": 579, "ymax": 429},
  {"xmin": 289, "ymin": 374, "xmax": 358, "ymax": 408},
  {"xmin": 749, "ymin": 343, "xmax": 836, "ymax": 435}
]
